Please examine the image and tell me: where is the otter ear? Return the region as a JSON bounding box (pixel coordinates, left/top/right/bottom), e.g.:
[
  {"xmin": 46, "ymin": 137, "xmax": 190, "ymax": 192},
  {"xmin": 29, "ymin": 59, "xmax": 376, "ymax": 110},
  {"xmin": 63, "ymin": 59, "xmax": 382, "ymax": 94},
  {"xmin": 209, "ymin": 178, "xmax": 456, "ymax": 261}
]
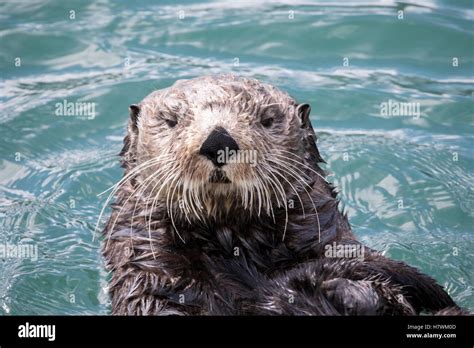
[
  {"xmin": 297, "ymin": 103, "xmax": 325, "ymax": 165},
  {"xmin": 296, "ymin": 103, "xmax": 311, "ymax": 128},
  {"xmin": 129, "ymin": 104, "xmax": 140, "ymax": 132}
]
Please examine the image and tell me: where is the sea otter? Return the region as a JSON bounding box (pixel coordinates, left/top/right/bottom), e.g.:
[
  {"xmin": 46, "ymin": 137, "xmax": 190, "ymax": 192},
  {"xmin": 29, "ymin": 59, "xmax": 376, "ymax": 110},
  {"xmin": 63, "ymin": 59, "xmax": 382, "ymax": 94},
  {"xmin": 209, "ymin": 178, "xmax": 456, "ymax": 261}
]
[{"xmin": 100, "ymin": 75, "xmax": 464, "ymax": 315}]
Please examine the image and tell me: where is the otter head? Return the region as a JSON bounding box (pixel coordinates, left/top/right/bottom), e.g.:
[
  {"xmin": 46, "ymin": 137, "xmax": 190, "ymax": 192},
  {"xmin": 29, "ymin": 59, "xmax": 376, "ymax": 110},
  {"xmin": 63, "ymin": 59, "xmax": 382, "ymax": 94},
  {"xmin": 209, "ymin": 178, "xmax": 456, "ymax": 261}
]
[{"xmin": 122, "ymin": 75, "xmax": 323, "ymax": 221}]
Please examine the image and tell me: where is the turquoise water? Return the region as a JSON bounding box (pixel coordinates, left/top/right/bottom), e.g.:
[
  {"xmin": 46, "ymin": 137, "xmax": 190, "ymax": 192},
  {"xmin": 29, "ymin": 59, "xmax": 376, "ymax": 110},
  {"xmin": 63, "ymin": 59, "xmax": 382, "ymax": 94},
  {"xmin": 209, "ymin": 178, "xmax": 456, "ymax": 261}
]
[{"xmin": 0, "ymin": 0, "xmax": 472, "ymax": 314}]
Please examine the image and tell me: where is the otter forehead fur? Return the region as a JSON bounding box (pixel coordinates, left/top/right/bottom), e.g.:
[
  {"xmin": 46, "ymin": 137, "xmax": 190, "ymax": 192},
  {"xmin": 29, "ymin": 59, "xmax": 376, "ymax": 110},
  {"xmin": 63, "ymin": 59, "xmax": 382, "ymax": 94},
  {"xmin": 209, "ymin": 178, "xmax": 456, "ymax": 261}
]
[{"xmin": 101, "ymin": 74, "xmax": 464, "ymax": 315}]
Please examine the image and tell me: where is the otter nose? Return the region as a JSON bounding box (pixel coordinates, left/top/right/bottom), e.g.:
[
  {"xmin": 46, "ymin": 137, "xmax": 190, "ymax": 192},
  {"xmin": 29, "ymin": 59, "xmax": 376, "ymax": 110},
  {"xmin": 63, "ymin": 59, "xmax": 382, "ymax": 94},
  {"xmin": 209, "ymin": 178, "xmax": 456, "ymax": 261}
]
[{"xmin": 199, "ymin": 127, "xmax": 239, "ymax": 167}]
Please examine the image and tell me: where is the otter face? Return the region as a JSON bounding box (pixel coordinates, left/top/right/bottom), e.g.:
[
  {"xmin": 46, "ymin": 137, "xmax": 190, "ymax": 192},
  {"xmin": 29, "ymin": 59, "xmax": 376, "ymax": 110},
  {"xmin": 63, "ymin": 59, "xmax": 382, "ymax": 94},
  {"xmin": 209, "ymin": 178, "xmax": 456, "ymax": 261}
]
[{"xmin": 126, "ymin": 75, "xmax": 314, "ymax": 219}]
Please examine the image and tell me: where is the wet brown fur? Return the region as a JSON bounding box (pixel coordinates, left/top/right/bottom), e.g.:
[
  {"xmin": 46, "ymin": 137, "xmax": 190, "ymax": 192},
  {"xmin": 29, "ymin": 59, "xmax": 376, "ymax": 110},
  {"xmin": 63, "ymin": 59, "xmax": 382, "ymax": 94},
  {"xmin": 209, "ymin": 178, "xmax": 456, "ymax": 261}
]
[{"xmin": 102, "ymin": 75, "xmax": 464, "ymax": 315}]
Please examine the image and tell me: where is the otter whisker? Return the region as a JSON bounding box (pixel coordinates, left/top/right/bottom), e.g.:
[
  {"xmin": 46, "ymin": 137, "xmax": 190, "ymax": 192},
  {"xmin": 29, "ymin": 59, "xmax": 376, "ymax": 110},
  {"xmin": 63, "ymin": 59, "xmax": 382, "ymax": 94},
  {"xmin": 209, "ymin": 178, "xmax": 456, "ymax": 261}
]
[
  {"xmin": 178, "ymin": 167, "xmax": 204, "ymax": 222},
  {"xmin": 156, "ymin": 170, "xmax": 186, "ymax": 244},
  {"xmin": 187, "ymin": 181, "xmax": 201, "ymax": 221},
  {"xmin": 269, "ymin": 169, "xmax": 306, "ymax": 239},
  {"xmin": 128, "ymin": 163, "xmax": 174, "ymax": 238},
  {"xmin": 106, "ymin": 158, "xmax": 174, "ymax": 249},
  {"xmin": 272, "ymin": 157, "xmax": 312, "ymax": 184},
  {"xmin": 273, "ymin": 153, "xmax": 317, "ymax": 182},
  {"xmin": 191, "ymin": 181, "xmax": 205, "ymax": 222},
  {"xmin": 263, "ymin": 165, "xmax": 289, "ymax": 241},
  {"xmin": 148, "ymin": 169, "xmax": 182, "ymax": 246},
  {"xmin": 96, "ymin": 156, "xmax": 168, "ymax": 197},
  {"xmin": 276, "ymin": 157, "xmax": 322, "ymax": 241},
  {"xmin": 179, "ymin": 179, "xmax": 191, "ymax": 223},
  {"xmin": 142, "ymin": 168, "xmax": 180, "ymax": 258},
  {"xmin": 182, "ymin": 178, "xmax": 202, "ymax": 223},
  {"xmin": 98, "ymin": 155, "xmax": 171, "ymax": 201},
  {"xmin": 266, "ymin": 160, "xmax": 307, "ymax": 220},
  {"xmin": 265, "ymin": 175, "xmax": 280, "ymax": 223},
  {"xmin": 99, "ymin": 158, "xmax": 172, "ymax": 246},
  {"xmin": 129, "ymin": 166, "xmax": 168, "ymax": 236},
  {"xmin": 259, "ymin": 162, "xmax": 285, "ymax": 209},
  {"xmin": 267, "ymin": 157, "xmax": 322, "ymax": 242},
  {"xmin": 179, "ymin": 179, "xmax": 193, "ymax": 224},
  {"xmin": 167, "ymin": 175, "xmax": 186, "ymax": 243},
  {"xmin": 105, "ymin": 167, "xmax": 163, "ymax": 252},
  {"xmin": 95, "ymin": 156, "xmax": 171, "ymax": 241},
  {"xmin": 123, "ymin": 156, "xmax": 176, "ymax": 257},
  {"xmin": 193, "ymin": 179, "xmax": 205, "ymax": 212},
  {"xmin": 254, "ymin": 172, "xmax": 263, "ymax": 217},
  {"xmin": 123, "ymin": 169, "xmax": 167, "ymax": 256},
  {"xmin": 257, "ymin": 171, "xmax": 271, "ymax": 218},
  {"xmin": 248, "ymin": 174, "xmax": 255, "ymax": 214},
  {"xmin": 254, "ymin": 169, "xmax": 273, "ymax": 218},
  {"xmin": 275, "ymin": 150, "xmax": 328, "ymax": 184},
  {"xmin": 146, "ymin": 162, "xmax": 179, "ymax": 232},
  {"xmin": 267, "ymin": 156, "xmax": 313, "ymax": 197},
  {"xmin": 240, "ymin": 180, "xmax": 249, "ymax": 211}
]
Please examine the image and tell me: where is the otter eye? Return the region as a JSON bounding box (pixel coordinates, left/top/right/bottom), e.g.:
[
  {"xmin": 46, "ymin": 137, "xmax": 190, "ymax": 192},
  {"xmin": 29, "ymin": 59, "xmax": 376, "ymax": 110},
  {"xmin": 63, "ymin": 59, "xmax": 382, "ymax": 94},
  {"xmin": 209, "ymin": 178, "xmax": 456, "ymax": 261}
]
[
  {"xmin": 165, "ymin": 119, "xmax": 178, "ymax": 128},
  {"xmin": 261, "ymin": 117, "xmax": 274, "ymax": 128}
]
